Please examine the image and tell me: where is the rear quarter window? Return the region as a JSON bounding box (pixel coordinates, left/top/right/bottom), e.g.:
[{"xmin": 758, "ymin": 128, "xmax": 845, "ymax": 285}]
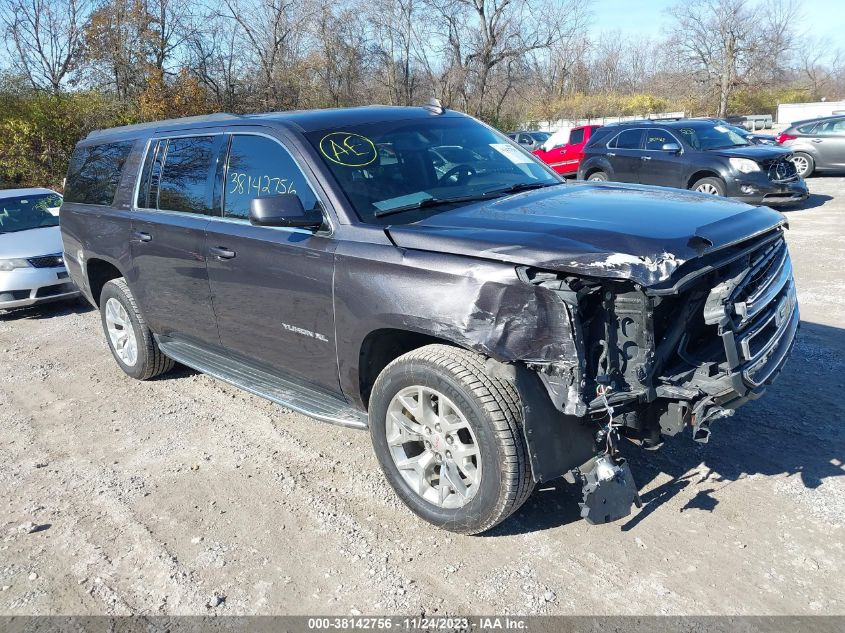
[
  {"xmin": 64, "ymin": 141, "xmax": 134, "ymax": 205},
  {"xmin": 795, "ymin": 122, "xmax": 818, "ymax": 134}
]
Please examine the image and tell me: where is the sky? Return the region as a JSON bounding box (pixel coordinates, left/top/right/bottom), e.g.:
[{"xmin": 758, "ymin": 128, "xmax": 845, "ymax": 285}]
[{"xmin": 591, "ymin": 0, "xmax": 845, "ymax": 49}]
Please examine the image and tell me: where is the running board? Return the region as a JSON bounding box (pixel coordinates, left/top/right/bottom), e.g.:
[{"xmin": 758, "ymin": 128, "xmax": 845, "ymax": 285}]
[{"xmin": 158, "ymin": 338, "xmax": 368, "ymax": 430}]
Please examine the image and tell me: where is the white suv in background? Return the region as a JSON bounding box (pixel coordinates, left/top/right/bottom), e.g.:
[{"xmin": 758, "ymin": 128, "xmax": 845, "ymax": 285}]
[{"xmin": 0, "ymin": 188, "xmax": 80, "ymax": 310}]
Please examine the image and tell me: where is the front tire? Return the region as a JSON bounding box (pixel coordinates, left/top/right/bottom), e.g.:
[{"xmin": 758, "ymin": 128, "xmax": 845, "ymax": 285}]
[
  {"xmin": 691, "ymin": 176, "xmax": 726, "ymax": 196},
  {"xmin": 790, "ymin": 152, "xmax": 814, "ymax": 178},
  {"xmin": 369, "ymin": 345, "xmax": 533, "ymax": 534},
  {"xmin": 587, "ymin": 171, "xmax": 608, "ymax": 182},
  {"xmin": 99, "ymin": 278, "xmax": 174, "ymax": 380}
]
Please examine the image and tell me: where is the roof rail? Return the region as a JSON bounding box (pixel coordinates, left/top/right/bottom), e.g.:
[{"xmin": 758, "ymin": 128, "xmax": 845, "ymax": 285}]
[{"xmin": 86, "ymin": 112, "xmax": 241, "ymax": 139}]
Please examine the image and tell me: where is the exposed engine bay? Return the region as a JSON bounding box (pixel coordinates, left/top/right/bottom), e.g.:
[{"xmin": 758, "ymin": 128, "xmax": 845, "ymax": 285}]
[{"xmin": 519, "ymin": 225, "xmax": 799, "ymax": 523}]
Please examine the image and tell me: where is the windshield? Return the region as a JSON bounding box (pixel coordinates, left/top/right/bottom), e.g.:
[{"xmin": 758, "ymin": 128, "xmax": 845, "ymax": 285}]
[
  {"xmin": 304, "ymin": 117, "xmax": 559, "ymax": 224},
  {"xmin": 675, "ymin": 124, "xmax": 750, "ymax": 151},
  {"xmin": 0, "ymin": 193, "xmax": 62, "ymax": 234},
  {"xmin": 529, "ymin": 131, "xmax": 551, "ymax": 142}
]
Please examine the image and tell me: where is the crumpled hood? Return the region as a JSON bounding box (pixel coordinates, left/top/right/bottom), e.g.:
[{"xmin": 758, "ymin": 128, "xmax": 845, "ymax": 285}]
[
  {"xmin": 0, "ymin": 226, "xmax": 64, "ymax": 259},
  {"xmin": 710, "ymin": 145, "xmax": 791, "ymax": 160},
  {"xmin": 385, "ymin": 182, "xmax": 786, "ymax": 286}
]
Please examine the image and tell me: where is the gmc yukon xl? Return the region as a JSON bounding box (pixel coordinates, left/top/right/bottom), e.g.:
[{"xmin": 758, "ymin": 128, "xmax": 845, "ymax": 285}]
[{"xmin": 60, "ymin": 105, "xmax": 799, "ymax": 534}]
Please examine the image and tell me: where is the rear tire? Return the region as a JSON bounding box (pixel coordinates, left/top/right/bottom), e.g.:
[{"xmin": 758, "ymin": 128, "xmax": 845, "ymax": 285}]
[
  {"xmin": 369, "ymin": 344, "xmax": 533, "ymax": 534},
  {"xmin": 691, "ymin": 176, "xmax": 726, "ymax": 196},
  {"xmin": 99, "ymin": 278, "xmax": 174, "ymax": 380},
  {"xmin": 790, "ymin": 152, "xmax": 814, "ymax": 178},
  {"xmin": 587, "ymin": 171, "xmax": 608, "ymax": 182}
]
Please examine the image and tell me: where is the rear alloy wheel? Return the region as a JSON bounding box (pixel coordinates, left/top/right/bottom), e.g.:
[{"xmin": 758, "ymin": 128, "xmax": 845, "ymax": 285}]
[
  {"xmin": 691, "ymin": 176, "xmax": 726, "ymax": 196},
  {"xmin": 369, "ymin": 344, "xmax": 533, "ymax": 534},
  {"xmin": 99, "ymin": 278, "xmax": 174, "ymax": 380},
  {"xmin": 790, "ymin": 152, "xmax": 814, "ymax": 178},
  {"xmin": 587, "ymin": 171, "xmax": 608, "ymax": 182}
]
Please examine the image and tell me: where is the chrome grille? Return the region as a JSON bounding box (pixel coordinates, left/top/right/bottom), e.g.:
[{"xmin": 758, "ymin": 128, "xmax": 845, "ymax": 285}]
[
  {"xmin": 707, "ymin": 234, "xmax": 799, "ymax": 392},
  {"xmin": 27, "ymin": 253, "xmax": 65, "ymax": 269}
]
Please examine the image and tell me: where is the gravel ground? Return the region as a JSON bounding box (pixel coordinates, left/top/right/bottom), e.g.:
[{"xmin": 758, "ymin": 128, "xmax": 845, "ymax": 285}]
[{"xmin": 1, "ymin": 177, "xmax": 844, "ymax": 616}]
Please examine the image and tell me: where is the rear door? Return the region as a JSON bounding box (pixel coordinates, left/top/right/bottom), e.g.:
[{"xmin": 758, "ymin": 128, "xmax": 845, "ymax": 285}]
[
  {"xmin": 129, "ymin": 133, "xmax": 226, "ymax": 347},
  {"xmin": 640, "ymin": 128, "xmax": 687, "ymax": 187},
  {"xmin": 204, "ymin": 130, "xmax": 341, "ymax": 394},
  {"xmin": 606, "ymin": 128, "xmax": 645, "ymax": 182},
  {"xmin": 811, "ymin": 118, "xmax": 845, "ymax": 168}
]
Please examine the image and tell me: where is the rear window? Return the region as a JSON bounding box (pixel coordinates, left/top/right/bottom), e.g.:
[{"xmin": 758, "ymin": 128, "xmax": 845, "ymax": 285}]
[
  {"xmin": 64, "ymin": 141, "xmax": 134, "ymax": 205},
  {"xmin": 157, "ymin": 136, "xmax": 220, "ymax": 215},
  {"xmin": 815, "ymin": 118, "xmax": 845, "ymax": 135},
  {"xmin": 611, "ymin": 129, "xmax": 643, "ymax": 149},
  {"xmin": 585, "ymin": 127, "xmax": 613, "ymax": 147},
  {"xmin": 569, "ymin": 128, "xmax": 585, "ymax": 145}
]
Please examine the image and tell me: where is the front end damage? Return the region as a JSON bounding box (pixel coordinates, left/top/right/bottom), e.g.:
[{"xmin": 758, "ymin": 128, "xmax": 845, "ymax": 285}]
[{"xmin": 519, "ymin": 225, "xmax": 799, "ymax": 524}]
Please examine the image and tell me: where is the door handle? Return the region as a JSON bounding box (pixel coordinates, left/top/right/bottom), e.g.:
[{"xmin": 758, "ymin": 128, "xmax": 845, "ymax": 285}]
[
  {"xmin": 641, "ymin": 156, "xmax": 652, "ymax": 161},
  {"xmin": 209, "ymin": 246, "xmax": 236, "ymax": 260},
  {"xmin": 607, "ymin": 152, "xmax": 616, "ymax": 157},
  {"xmin": 132, "ymin": 231, "xmax": 152, "ymax": 243},
  {"xmin": 811, "ymin": 138, "xmax": 823, "ymax": 143}
]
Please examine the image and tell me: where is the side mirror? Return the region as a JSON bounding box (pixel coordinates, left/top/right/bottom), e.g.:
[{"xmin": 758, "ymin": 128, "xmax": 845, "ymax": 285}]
[
  {"xmin": 661, "ymin": 142, "xmax": 681, "ymax": 153},
  {"xmin": 249, "ymin": 195, "xmax": 323, "ymax": 229}
]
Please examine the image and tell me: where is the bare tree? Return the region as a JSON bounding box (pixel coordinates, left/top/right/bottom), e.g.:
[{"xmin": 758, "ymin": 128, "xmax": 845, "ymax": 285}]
[
  {"xmin": 0, "ymin": 0, "xmax": 90, "ymax": 92},
  {"xmin": 668, "ymin": 0, "xmax": 800, "ymax": 116},
  {"xmin": 218, "ymin": 0, "xmax": 309, "ymax": 109},
  {"xmin": 368, "ymin": 0, "xmax": 419, "ymax": 105}
]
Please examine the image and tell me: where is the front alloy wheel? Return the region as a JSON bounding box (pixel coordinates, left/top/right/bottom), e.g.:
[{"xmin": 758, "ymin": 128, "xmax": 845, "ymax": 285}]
[
  {"xmin": 369, "ymin": 344, "xmax": 533, "ymax": 534},
  {"xmin": 385, "ymin": 386, "xmax": 481, "ymax": 509}
]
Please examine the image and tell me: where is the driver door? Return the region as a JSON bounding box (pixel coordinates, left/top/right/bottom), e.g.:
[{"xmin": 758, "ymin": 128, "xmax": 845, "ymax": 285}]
[{"xmin": 204, "ymin": 130, "xmax": 341, "ymax": 394}]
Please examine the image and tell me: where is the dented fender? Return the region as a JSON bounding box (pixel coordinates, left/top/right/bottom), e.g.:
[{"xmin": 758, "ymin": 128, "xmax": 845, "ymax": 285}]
[{"xmin": 333, "ymin": 239, "xmax": 582, "ymax": 412}]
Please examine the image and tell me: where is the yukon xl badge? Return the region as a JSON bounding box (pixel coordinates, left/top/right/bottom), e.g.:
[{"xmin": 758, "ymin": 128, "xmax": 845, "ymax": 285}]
[{"xmin": 281, "ymin": 322, "xmax": 329, "ymax": 342}]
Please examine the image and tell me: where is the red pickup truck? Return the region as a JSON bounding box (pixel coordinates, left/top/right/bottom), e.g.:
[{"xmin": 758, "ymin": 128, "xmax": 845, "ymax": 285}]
[{"xmin": 533, "ymin": 125, "xmax": 602, "ymax": 175}]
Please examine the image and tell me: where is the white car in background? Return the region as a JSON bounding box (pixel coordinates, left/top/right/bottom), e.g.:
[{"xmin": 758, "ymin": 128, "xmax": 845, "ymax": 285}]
[{"xmin": 0, "ymin": 188, "xmax": 80, "ymax": 310}]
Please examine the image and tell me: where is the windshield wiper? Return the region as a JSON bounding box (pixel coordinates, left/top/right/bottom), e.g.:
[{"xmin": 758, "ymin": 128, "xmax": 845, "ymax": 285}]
[
  {"xmin": 488, "ymin": 181, "xmax": 561, "ymax": 195},
  {"xmin": 374, "ymin": 193, "xmax": 497, "ymax": 218},
  {"xmin": 373, "ymin": 181, "xmax": 562, "ymax": 218}
]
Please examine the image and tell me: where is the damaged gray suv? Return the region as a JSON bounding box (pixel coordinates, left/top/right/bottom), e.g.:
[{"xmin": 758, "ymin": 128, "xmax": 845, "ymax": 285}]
[{"xmin": 61, "ymin": 105, "xmax": 799, "ymax": 534}]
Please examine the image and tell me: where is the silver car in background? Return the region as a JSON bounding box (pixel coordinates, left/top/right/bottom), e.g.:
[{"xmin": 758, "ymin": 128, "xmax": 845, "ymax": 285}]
[
  {"xmin": 0, "ymin": 188, "xmax": 80, "ymax": 310},
  {"xmin": 777, "ymin": 115, "xmax": 845, "ymax": 178}
]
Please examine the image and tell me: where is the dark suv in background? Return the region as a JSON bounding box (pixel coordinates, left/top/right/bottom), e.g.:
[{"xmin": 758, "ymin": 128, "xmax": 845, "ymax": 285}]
[
  {"xmin": 776, "ymin": 115, "xmax": 845, "ymax": 178},
  {"xmin": 577, "ymin": 119, "xmax": 808, "ymax": 205},
  {"xmin": 61, "ymin": 106, "xmax": 799, "ymax": 534}
]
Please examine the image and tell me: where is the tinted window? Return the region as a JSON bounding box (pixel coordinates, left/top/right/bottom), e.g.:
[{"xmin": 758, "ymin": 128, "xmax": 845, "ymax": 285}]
[
  {"xmin": 645, "ymin": 129, "xmax": 674, "ymax": 150},
  {"xmin": 569, "ymin": 128, "xmax": 585, "ymax": 145},
  {"xmin": 612, "ymin": 129, "xmax": 643, "ymax": 149},
  {"xmin": 796, "ymin": 122, "xmax": 818, "ymax": 134},
  {"xmin": 65, "ymin": 141, "xmax": 134, "ymax": 205},
  {"xmin": 586, "ymin": 127, "xmax": 613, "ymax": 147},
  {"xmin": 815, "ymin": 118, "xmax": 845, "ymax": 135},
  {"xmin": 157, "ymin": 136, "xmax": 219, "ymax": 215},
  {"xmin": 224, "ymin": 135, "xmax": 318, "ymax": 220},
  {"xmin": 0, "ymin": 194, "xmax": 61, "ymax": 234}
]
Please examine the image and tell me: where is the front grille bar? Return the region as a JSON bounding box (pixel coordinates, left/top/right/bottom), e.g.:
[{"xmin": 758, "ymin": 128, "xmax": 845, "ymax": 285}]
[{"xmin": 733, "ymin": 241, "xmax": 791, "ymax": 322}]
